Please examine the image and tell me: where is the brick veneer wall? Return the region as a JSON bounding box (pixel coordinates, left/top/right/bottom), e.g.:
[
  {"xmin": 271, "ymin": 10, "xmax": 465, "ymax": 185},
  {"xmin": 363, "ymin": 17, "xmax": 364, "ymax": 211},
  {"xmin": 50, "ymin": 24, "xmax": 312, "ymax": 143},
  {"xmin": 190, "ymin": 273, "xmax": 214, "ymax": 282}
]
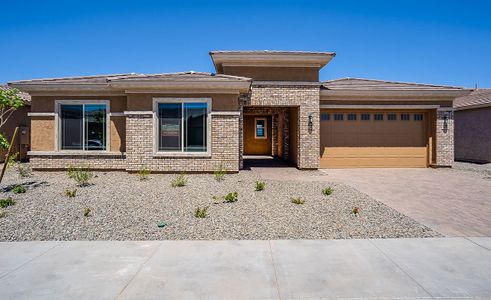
[
  {"xmin": 125, "ymin": 113, "xmax": 240, "ymax": 172},
  {"xmin": 248, "ymin": 85, "xmax": 320, "ymax": 169},
  {"xmin": 435, "ymin": 109, "xmax": 454, "ymax": 167},
  {"xmin": 30, "ymin": 154, "xmax": 126, "ymax": 170}
]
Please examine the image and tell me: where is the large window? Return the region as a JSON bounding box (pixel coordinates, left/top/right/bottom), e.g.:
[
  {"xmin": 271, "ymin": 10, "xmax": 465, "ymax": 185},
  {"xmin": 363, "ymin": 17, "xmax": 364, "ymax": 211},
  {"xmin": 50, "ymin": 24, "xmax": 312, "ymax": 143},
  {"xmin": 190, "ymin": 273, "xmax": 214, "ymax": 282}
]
[
  {"xmin": 59, "ymin": 103, "xmax": 107, "ymax": 151},
  {"xmin": 157, "ymin": 100, "xmax": 209, "ymax": 153}
]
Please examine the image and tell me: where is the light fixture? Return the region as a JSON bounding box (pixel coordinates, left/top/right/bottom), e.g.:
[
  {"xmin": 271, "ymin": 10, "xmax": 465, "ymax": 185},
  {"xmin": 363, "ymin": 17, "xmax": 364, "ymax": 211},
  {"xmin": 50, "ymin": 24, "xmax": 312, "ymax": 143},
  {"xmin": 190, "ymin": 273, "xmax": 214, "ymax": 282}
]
[
  {"xmin": 442, "ymin": 112, "xmax": 448, "ymax": 133},
  {"xmin": 308, "ymin": 113, "xmax": 313, "ymax": 133}
]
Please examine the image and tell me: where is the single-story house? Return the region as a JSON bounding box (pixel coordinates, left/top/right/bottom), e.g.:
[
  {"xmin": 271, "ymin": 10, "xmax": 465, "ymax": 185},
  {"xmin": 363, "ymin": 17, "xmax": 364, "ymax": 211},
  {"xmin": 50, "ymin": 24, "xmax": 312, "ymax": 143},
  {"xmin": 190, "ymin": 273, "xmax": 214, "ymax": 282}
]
[
  {"xmin": 454, "ymin": 89, "xmax": 491, "ymax": 163},
  {"xmin": 8, "ymin": 50, "xmax": 471, "ymax": 172},
  {"xmin": 0, "ymin": 85, "xmax": 31, "ymax": 162}
]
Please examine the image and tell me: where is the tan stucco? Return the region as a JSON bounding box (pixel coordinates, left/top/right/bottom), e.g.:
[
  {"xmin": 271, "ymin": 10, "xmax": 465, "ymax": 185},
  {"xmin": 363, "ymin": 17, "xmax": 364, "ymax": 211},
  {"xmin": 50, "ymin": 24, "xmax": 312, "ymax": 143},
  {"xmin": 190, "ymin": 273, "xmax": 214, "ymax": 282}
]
[
  {"xmin": 455, "ymin": 107, "xmax": 491, "ymax": 163},
  {"xmin": 110, "ymin": 117, "xmax": 126, "ymax": 152},
  {"xmin": 320, "ymin": 100, "xmax": 453, "ymax": 107},
  {"xmin": 31, "ymin": 96, "xmax": 127, "ymax": 112},
  {"xmin": 126, "ymin": 93, "xmax": 240, "ymax": 111},
  {"xmin": 222, "ymin": 66, "xmax": 319, "ymax": 82},
  {"xmin": 31, "ymin": 117, "xmax": 55, "ymax": 151}
]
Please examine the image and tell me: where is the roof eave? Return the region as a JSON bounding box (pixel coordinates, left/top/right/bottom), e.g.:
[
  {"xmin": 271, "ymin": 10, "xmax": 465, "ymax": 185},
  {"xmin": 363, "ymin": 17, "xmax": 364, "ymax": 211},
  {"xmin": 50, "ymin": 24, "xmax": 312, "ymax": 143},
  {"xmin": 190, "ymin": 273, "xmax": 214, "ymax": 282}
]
[{"xmin": 320, "ymin": 89, "xmax": 472, "ymax": 99}]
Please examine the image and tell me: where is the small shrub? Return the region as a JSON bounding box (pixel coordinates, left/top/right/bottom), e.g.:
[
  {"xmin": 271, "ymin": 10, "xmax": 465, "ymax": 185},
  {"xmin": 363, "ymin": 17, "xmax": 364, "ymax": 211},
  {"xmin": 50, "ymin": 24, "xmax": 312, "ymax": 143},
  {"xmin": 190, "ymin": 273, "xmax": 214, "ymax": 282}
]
[
  {"xmin": 291, "ymin": 197, "xmax": 305, "ymax": 205},
  {"xmin": 12, "ymin": 184, "xmax": 26, "ymax": 194},
  {"xmin": 171, "ymin": 173, "xmax": 187, "ymax": 187},
  {"xmin": 255, "ymin": 181, "xmax": 265, "ymax": 191},
  {"xmin": 223, "ymin": 191, "xmax": 238, "ymax": 203},
  {"xmin": 6, "ymin": 152, "xmax": 19, "ymax": 169},
  {"xmin": 194, "ymin": 206, "xmax": 208, "ymax": 218},
  {"xmin": 212, "ymin": 196, "xmax": 221, "ymax": 204},
  {"xmin": 137, "ymin": 166, "xmax": 150, "ymax": 181},
  {"xmin": 68, "ymin": 166, "xmax": 93, "ymax": 187},
  {"xmin": 65, "ymin": 189, "xmax": 77, "ymax": 198},
  {"xmin": 213, "ymin": 164, "xmax": 227, "ymax": 182},
  {"xmin": 83, "ymin": 207, "xmax": 91, "ymax": 217},
  {"xmin": 17, "ymin": 163, "xmax": 32, "ymax": 178},
  {"xmin": 322, "ymin": 187, "xmax": 333, "ymax": 196},
  {"xmin": 0, "ymin": 197, "xmax": 15, "ymax": 208},
  {"xmin": 351, "ymin": 207, "xmax": 360, "ymax": 215}
]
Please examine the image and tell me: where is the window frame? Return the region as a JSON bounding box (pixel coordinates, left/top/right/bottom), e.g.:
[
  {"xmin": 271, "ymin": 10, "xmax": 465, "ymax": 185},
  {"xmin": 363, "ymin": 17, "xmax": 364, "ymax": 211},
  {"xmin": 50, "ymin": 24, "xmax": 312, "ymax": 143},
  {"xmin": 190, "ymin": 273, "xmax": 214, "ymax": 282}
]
[
  {"xmin": 347, "ymin": 113, "xmax": 357, "ymax": 121},
  {"xmin": 153, "ymin": 98, "xmax": 212, "ymax": 157},
  {"xmin": 374, "ymin": 113, "xmax": 384, "ymax": 121},
  {"xmin": 414, "ymin": 113, "xmax": 424, "ymax": 121},
  {"xmin": 55, "ymin": 100, "xmax": 110, "ymax": 152},
  {"xmin": 254, "ymin": 117, "xmax": 268, "ymax": 139},
  {"xmin": 334, "ymin": 113, "xmax": 344, "ymax": 121}
]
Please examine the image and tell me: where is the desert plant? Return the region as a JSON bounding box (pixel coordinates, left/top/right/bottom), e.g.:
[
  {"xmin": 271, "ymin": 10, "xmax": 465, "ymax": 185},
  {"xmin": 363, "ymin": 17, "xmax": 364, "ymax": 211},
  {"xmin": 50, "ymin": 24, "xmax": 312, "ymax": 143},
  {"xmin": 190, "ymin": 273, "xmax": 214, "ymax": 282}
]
[
  {"xmin": 65, "ymin": 189, "xmax": 77, "ymax": 198},
  {"xmin": 322, "ymin": 187, "xmax": 333, "ymax": 196},
  {"xmin": 351, "ymin": 207, "xmax": 360, "ymax": 215},
  {"xmin": 83, "ymin": 207, "xmax": 91, "ymax": 217},
  {"xmin": 194, "ymin": 206, "xmax": 208, "ymax": 218},
  {"xmin": 12, "ymin": 184, "xmax": 26, "ymax": 194},
  {"xmin": 0, "ymin": 197, "xmax": 15, "ymax": 208},
  {"xmin": 0, "ymin": 88, "xmax": 25, "ymax": 151},
  {"xmin": 171, "ymin": 173, "xmax": 187, "ymax": 187},
  {"xmin": 212, "ymin": 195, "xmax": 221, "ymax": 204},
  {"xmin": 68, "ymin": 166, "xmax": 93, "ymax": 186},
  {"xmin": 213, "ymin": 164, "xmax": 227, "ymax": 182},
  {"xmin": 17, "ymin": 163, "xmax": 32, "ymax": 178},
  {"xmin": 255, "ymin": 181, "xmax": 265, "ymax": 191},
  {"xmin": 223, "ymin": 191, "xmax": 238, "ymax": 203},
  {"xmin": 290, "ymin": 197, "xmax": 305, "ymax": 205},
  {"xmin": 137, "ymin": 166, "xmax": 150, "ymax": 181},
  {"xmin": 6, "ymin": 152, "xmax": 19, "ymax": 169}
]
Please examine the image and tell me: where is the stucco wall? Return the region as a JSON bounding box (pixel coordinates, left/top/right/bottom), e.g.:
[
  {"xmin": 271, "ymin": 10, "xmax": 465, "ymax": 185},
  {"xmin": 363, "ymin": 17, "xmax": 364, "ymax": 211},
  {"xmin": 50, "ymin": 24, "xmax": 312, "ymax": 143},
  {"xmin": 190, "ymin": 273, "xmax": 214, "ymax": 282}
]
[
  {"xmin": 222, "ymin": 66, "xmax": 319, "ymax": 82},
  {"xmin": 126, "ymin": 93, "xmax": 239, "ymax": 111},
  {"xmin": 455, "ymin": 107, "xmax": 491, "ymax": 163}
]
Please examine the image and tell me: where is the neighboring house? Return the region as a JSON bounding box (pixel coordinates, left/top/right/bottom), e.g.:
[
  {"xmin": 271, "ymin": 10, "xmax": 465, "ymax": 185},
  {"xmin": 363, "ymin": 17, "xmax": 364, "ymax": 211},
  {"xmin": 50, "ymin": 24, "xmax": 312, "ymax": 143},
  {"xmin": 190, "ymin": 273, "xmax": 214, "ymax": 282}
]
[
  {"xmin": 454, "ymin": 89, "xmax": 491, "ymax": 163},
  {"xmin": 0, "ymin": 85, "xmax": 31, "ymax": 162},
  {"xmin": 8, "ymin": 50, "xmax": 470, "ymax": 171}
]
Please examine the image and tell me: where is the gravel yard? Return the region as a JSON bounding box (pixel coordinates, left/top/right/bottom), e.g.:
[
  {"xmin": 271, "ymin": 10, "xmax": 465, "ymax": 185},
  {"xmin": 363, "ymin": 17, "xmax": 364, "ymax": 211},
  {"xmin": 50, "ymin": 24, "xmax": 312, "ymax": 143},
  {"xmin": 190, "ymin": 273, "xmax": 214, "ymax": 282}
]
[
  {"xmin": 0, "ymin": 166, "xmax": 439, "ymax": 241},
  {"xmin": 453, "ymin": 161, "xmax": 491, "ymax": 180}
]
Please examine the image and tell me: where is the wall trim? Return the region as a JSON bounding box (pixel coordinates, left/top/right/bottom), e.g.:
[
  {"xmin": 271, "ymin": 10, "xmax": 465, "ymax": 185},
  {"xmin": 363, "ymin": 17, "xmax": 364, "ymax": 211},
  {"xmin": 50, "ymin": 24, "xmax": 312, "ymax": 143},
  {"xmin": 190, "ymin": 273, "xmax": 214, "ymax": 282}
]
[
  {"xmin": 109, "ymin": 112, "xmax": 125, "ymax": 117},
  {"xmin": 28, "ymin": 112, "xmax": 56, "ymax": 117},
  {"xmin": 28, "ymin": 151, "xmax": 126, "ymax": 157},
  {"xmin": 319, "ymin": 104, "xmax": 441, "ymax": 110},
  {"xmin": 210, "ymin": 111, "xmax": 241, "ymax": 116},
  {"xmin": 123, "ymin": 111, "xmax": 153, "ymax": 115}
]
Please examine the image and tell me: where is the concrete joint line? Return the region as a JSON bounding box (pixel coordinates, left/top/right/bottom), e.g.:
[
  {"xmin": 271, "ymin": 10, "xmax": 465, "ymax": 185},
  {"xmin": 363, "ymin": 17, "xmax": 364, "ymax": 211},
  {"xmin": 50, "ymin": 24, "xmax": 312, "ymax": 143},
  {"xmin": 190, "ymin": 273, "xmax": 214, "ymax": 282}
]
[
  {"xmin": 0, "ymin": 241, "xmax": 63, "ymax": 280},
  {"xmin": 268, "ymin": 240, "xmax": 282, "ymax": 300},
  {"xmin": 464, "ymin": 237, "xmax": 491, "ymax": 253},
  {"xmin": 116, "ymin": 242, "xmax": 163, "ymax": 299},
  {"xmin": 368, "ymin": 239, "xmax": 434, "ymax": 299}
]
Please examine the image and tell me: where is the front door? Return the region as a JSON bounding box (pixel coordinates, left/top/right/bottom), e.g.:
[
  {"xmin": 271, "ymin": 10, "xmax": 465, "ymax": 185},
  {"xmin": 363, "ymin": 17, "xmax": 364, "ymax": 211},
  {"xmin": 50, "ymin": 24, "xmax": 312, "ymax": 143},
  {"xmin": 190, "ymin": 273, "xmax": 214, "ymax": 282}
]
[{"xmin": 244, "ymin": 115, "xmax": 272, "ymax": 155}]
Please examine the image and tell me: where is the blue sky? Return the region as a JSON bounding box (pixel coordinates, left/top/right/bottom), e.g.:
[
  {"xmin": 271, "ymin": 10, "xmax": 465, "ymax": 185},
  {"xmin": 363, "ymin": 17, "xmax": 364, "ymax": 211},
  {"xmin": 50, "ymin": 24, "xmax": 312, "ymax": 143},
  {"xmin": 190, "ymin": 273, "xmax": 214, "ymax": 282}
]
[{"xmin": 1, "ymin": 0, "xmax": 490, "ymax": 87}]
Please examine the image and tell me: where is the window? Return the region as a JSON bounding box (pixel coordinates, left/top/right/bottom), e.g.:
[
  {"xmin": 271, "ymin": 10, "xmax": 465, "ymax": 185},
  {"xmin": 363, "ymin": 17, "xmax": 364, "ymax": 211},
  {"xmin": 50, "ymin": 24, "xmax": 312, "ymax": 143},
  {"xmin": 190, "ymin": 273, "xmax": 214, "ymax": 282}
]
[
  {"xmin": 157, "ymin": 99, "xmax": 210, "ymax": 153},
  {"xmin": 414, "ymin": 114, "xmax": 424, "ymax": 121},
  {"xmin": 401, "ymin": 113, "xmax": 410, "ymax": 121},
  {"xmin": 361, "ymin": 113, "xmax": 370, "ymax": 121},
  {"xmin": 255, "ymin": 117, "xmax": 267, "ymax": 139},
  {"xmin": 334, "ymin": 113, "xmax": 344, "ymax": 121},
  {"xmin": 374, "ymin": 113, "xmax": 384, "ymax": 121},
  {"xmin": 58, "ymin": 102, "xmax": 108, "ymax": 151},
  {"xmin": 388, "ymin": 113, "xmax": 397, "ymax": 121},
  {"xmin": 347, "ymin": 113, "xmax": 357, "ymax": 121},
  {"xmin": 321, "ymin": 112, "xmax": 330, "ymax": 121}
]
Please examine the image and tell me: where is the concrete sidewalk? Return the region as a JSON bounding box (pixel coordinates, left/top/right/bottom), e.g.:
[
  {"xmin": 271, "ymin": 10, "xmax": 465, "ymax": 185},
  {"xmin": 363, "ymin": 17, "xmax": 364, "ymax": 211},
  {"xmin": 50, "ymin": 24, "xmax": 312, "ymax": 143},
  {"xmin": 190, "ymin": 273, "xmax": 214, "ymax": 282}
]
[{"xmin": 1, "ymin": 238, "xmax": 491, "ymax": 299}]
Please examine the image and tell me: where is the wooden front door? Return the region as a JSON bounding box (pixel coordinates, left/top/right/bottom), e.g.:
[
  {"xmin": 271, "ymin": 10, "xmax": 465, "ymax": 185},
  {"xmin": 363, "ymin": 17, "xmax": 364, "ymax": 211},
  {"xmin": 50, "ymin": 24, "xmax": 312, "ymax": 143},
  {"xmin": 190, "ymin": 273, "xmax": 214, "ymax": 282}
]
[{"xmin": 244, "ymin": 115, "xmax": 272, "ymax": 155}]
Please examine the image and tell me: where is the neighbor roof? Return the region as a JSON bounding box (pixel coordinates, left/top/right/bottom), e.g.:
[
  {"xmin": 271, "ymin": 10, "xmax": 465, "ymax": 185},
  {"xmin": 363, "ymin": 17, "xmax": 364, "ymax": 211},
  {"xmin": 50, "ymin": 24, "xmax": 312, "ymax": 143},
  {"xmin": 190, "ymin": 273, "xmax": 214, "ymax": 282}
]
[
  {"xmin": 454, "ymin": 89, "xmax": 491, "ymax": 110},
  {"xmin": 0, "ymin": 85, "xmax": 31, "ymax": 104},
  {"xmin": 322, "ymin": 78, "xmax": 464, "ymax": 91}
]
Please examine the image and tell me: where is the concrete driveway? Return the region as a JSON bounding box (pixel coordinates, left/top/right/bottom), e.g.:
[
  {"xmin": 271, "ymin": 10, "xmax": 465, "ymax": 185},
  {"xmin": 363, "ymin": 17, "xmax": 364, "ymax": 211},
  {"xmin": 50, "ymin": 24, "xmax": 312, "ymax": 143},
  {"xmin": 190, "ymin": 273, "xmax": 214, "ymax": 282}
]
[{"xmin": 324, "ymin": 168, "xmax": 491, "ymax": 237}]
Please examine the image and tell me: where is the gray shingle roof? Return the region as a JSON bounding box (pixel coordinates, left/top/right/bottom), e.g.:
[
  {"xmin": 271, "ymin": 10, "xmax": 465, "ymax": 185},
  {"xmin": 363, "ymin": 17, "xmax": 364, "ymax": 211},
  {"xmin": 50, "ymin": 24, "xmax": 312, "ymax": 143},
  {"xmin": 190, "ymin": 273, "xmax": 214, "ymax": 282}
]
[
  {"xmin": 0, "ymin": 85, "xmax": 31, "ymax": 104},
  {"xmin": 323, "ymin": 78, "xmax": 464, "ymax": 91},
  {"xmin": 454, "ymin": 89, "xmax": 491, "ymax": 109}
]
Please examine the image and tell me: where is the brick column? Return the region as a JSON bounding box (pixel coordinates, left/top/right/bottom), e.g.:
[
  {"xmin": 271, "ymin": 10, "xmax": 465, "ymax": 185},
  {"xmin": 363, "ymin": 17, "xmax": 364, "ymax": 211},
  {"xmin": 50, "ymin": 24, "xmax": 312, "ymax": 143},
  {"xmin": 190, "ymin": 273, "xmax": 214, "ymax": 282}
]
[
  {"xmin": 435, "ymin": 108, "xmax": 454, "ymax": 167},
  {"xmin": 125, "ymin": 113, "xmax": 154, "ymax": 171}
]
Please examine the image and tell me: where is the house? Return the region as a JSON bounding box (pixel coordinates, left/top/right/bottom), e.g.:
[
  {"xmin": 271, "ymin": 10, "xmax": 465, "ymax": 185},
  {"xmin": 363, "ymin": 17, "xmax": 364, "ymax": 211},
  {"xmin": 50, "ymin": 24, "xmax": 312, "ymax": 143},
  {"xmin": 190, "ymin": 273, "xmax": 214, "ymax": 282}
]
[
  {"xmin": 0, "ymin": 85, "xmax": 31, "ymax": 162},
  {"xmin": 454, "ymin": 89, "xmax": 491, "ymax": 163},
  {"xmin": 8, "ymin": 50, "xmax": 471, "ymax": 172}
]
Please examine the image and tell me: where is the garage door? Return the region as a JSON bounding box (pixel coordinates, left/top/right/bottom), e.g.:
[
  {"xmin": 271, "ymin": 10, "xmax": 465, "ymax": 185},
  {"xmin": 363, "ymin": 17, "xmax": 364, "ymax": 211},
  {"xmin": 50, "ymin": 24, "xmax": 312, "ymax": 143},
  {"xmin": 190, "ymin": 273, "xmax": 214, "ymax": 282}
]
[{"xmin": 320, "ymin": 110, "xmax": 429, "ymax": 168}]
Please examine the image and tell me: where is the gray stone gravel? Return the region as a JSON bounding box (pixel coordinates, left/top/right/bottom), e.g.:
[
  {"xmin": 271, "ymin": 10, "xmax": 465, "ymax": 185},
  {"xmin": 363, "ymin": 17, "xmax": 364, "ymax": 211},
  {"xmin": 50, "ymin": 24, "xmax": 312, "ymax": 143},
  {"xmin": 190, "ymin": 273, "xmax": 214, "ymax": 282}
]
[
  {"xmin": 453, "ymin": 161, "xmax": 491, "ymax": 180},
  {"xmin": 0, "ymin": 166, "xmax": 440, "ymax": 241}
]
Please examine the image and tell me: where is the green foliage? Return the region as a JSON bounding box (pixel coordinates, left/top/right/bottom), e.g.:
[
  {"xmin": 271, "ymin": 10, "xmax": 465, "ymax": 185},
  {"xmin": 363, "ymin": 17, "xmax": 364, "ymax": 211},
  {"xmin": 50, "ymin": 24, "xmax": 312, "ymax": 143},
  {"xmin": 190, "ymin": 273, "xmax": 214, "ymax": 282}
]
[
  {"xmin": 68, "ymin": 166, "xmax": 93, "ymax": 186},
  {"xmin": 291, "ymin": 197, "xmax": 305, "ymax": 205},
  {"xmin": 223, "ymin": 191, "xmax": 238, "ymax": 203},
  {"xmin": 83, "ymin": 207, "xmax": 91, "ymax": 217},
  {"xmin": 194, "ymin": 206, "xmax": 208, "ymax": 218},
  {"xmin": 12, "ymin": 184, "xmax": 26, "ymax": 194},
  {"xmin": 0, "ymin": 133, "xmax": 8, "ymax": 150},
  {"xmin": 322, "ymin": 187, "xmax": 334, "ymax": 196},
  {"xmin": 0, "ymin": 88, "xmax": 25, "ymax": 151},
  {"xmin": 137, "ymin": 166, "xmax": 150, "ymax": 181},
  {"xmin": 17, "ymin": 163, "xmax": 32, "ymax": 178},
  {"xmin": 171, "ymin": 173, "xmax": 187, "ymax": 187},
  {"xmin": 255, "ymin": 181, "xmax": 265, "ymax": 191},
  {"xmin": 351, "ymin": 207, "xmax": 360, "ymax": 215},
  {"xmin": 0, "ymin": 197, "xmax": 15, "ymax": 208},
  {"xmin": 213, "ymin": 164, "xmax": 227, "ymax": 182},
  {"xmin": 212, "ymin": 195, "xmax": 221, "ymax": 204},
  {"xmin": 65, "ymin": 189, "xmax": 77, "ymax": 198},
  {"xmin": 6, "ymin": 152, "xmax": 19, "ymax": 169}
]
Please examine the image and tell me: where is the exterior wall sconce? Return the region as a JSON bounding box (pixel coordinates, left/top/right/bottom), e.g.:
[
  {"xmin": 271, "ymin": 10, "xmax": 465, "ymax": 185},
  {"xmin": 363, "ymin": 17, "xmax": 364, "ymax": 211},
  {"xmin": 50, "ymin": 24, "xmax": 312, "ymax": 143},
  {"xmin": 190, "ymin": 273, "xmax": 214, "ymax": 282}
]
[
  {"xmin": 442, "ymin": 113, "xmax": 448, "ymax": 133},
  {"xmin": 308, "ymin": 113, "xmax": 313, "ymax": 133}
]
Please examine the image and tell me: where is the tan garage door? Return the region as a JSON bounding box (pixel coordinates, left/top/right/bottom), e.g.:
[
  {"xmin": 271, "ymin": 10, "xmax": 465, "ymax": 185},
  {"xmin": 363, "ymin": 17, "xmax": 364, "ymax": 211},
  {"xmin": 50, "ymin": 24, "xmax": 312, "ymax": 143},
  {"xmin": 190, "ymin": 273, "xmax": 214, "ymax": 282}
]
[{"xmin": 320, "ymin": 110, "xmax": 429, "ymax": 168}]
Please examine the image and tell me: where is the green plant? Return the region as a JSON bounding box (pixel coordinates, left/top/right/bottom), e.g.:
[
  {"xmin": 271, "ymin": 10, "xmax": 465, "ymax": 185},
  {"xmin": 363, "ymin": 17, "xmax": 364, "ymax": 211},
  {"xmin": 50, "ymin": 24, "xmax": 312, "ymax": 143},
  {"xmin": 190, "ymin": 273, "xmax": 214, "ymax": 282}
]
[
  {"xmin": 351, "ymin": 207, "xmax": 360, "ymax": 215},
  {"xmin": 6, "ymin": 152, "xmax": 19, "ymax": 169},
  {"xmin": 322, "ymin": 187, "xmax": 334, "ymax": 196},
  {"xmin": 223, "ymin": 191, "xmax": 238, "ymax": 203},
  {"xmin": 291, "ymin": 197, "xmax": 305, "ymax": 205},
  {"xmin": 65, "ymin": 189, "xmax": 77, "ymax": 198},
  {"xmin": 194, "ymin": 206, "xmax": 208, "ymax": 218},
  {"xmin": 213, "ymin": 164, "xmax": 227, "ymax": 182},
  {"xmin": 0, "ymin": 87, "xmax": 25, "ymax": 150},
  {"xmin": 12, "ymin": 184, "xmax": 26, "ymax": 194},
  {"xmin": 17, "ymin": 163, "xmax": 32, "ymax": 178},
  {"xmin": 137, "ymin": 166, "xmax": 150, "ymax": 181},
  {"xmin": 83, "ymin": 207, "xmax": 91, "ymax": 217},
  {"xmin": 212, "ymin": 196, "xmax": 221, "ymax": 204},
  {"xmin": 255, "ymin": 181, "xmax": 265, "ymax": 191},
  {"xmin": 0, "ymin": 197, "xmax": 15, "ymax": 208},
  {"xmin": 68, "ymin": 166, "xmax": 93, "ymax": 186},
  {"xmin": 171, "ymin": 173, "xmax": 187, "ymax": 187}
]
